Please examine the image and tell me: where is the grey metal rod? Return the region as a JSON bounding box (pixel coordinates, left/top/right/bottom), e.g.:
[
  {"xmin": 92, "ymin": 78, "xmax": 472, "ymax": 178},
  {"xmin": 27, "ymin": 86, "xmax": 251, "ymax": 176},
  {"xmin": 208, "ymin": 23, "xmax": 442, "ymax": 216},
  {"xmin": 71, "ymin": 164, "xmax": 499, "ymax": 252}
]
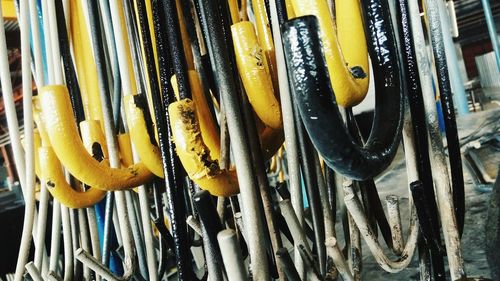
[
  {"xmin": 26, "ymin": 262, "xmax": 45, "ymax": 281},
  {"xmin": 276, "ymin": 248, "xmax": 301, "ymax": 281},
  {"xmin": 413, "ymin": 0, "xmax": 466, "ymax": 279},
  {"xmin": 386, "ymin": 195, "xmax": 404, "ymax": 255},
  {"xmin": 348, "ymin": 213, "xmax": 361, "ymax": 281},
  {"xmin": 268, "ymin": 1, "xmax": 305, "ymax": 277},
  {"xmin": 218, "ymin": 229, "xmax": 248, "ymax": 281},
  {"xmin": 196, "ymin": 0, "xmax": 270, "ymax": 278}
]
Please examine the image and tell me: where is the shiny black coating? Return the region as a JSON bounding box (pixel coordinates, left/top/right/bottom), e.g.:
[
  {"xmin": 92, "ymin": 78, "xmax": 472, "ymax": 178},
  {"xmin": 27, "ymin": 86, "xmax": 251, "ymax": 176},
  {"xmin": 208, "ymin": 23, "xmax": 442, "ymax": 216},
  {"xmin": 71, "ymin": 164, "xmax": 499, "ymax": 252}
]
[
  {"xmin": 150, "ymin": 1, "xmax": 193, "ymax": 280},
  {"xmin": 397, "ymin": 0, "xmax": 442, "ymax": 241},
  {"xmin": 55, "ymin": 0, "xmax": 85, "ymax": 124},
  {"xmin": 424, "ymin": 0, "xmax": 465, "ymax": 236},
  {"xmin": 345, "ymin": 108, "xmax": 380, "ymax": 240},
  {"xmin": 193, "ymin": 190, "xmax": 225, "ymax": 281},
  {"xmin": 396, "ymin": 1, "xmax": 446, "ymax": 278},
  {"xmin": 282, "ymin": 4, "xmax": 404, "ymax": 180},
  {"xmin": 410, "ymin": 181, "xmax": 446, "ymax": 280},
  {"xmin": 160, "ymin": 0, "xmax": 191, "ymax": 100},
  {"xmin": 276, "ymin": 182, "xmax": 291, "ymax": 200},
  {"xmin": 275, "ymin": 0, "xmax": 288, "ymax": 26}
]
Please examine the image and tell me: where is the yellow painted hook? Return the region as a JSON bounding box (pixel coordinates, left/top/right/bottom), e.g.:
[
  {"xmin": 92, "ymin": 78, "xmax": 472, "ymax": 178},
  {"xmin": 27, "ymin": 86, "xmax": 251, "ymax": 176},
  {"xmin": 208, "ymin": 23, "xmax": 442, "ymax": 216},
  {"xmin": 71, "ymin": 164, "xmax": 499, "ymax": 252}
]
[
  {"xmin": 38, "ymin": 85, "xmax": 154, "ymax": 190},
  {"xmin": 252, "ymin": 0, "xmax": 278, "ymax": 89},
  {"xmin": 169, "ymin": 98, "xmax": 239, "ymax": 197},
  {"xmin": 231, "ymin": 22, "xmax": 283, "ymax": 129},
  {"xmin": 123, "ymin": 95, "xmax": 164, "ymax": 177},
  {"xmin": 70, "ymin": 0, "xmax": 103, "ymax": 122},
  {"xmin": 291, "ymin": 0, "xmax": 370, "ymax": 107},
  {"xmin": 32, "ymin": 120, "xmax": 107, "ymax": 208},
  {"xmin": 169, "ymin": 70, "xmax": 284, "ymax": 196},
  {"xmin": 39, "ymin": 146, "xmax": 106, "ymax": 209}
]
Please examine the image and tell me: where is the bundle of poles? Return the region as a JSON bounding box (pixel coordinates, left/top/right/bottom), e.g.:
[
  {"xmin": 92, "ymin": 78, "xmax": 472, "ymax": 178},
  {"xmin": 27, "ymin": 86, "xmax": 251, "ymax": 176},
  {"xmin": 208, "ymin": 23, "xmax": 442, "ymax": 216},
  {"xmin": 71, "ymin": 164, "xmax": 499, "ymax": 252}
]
[{"xmin": 0, "ymin": 0, "xmax": 470, "ymax": 280}]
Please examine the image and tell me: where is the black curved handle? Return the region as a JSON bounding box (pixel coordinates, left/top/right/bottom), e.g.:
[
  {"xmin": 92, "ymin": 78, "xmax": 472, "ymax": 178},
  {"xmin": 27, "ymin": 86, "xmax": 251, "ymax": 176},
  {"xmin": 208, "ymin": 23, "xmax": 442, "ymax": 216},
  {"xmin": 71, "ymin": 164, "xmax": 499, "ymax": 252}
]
[{"xmin": 282, "ymin": 0, "xmax": 404, "ymax": 180}]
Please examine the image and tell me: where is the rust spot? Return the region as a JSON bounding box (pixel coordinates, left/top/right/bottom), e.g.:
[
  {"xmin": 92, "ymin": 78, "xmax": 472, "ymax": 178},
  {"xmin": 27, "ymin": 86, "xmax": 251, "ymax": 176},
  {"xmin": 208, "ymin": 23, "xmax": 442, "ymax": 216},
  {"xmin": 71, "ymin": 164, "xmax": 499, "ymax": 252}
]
[{"xmin": 250, "ymin": 46, "xmax": 264, "ymax": 68}]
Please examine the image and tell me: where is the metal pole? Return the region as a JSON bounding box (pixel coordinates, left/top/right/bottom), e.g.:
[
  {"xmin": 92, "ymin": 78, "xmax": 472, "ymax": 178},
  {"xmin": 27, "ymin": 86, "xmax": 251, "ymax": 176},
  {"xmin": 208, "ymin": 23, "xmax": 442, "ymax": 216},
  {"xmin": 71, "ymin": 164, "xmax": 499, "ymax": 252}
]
[
  {"xmin": 421, "ymin": 1, "xmax": 467, "ymax": 279},
  {"xmin": 196, "ymin": 0, "xmax": 270, "ymax": 278},
  {"xmin": 268, "ymin": 1, "xmax": 305, "ymax": 277},
  {"xmin": 437, "ymin": 0, "xmax": 469, "ymax": 115},
  {"xmin": 481, "ymin": 0, "xmax": 500, "ymax": 72}
]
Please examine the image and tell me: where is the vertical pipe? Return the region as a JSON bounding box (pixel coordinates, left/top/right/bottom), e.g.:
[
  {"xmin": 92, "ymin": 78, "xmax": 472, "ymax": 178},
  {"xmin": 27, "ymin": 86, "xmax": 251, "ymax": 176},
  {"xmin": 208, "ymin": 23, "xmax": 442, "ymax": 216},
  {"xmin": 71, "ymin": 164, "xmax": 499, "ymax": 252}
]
[
  {"xmin": 11, "ymin": 0, "xmax": 36, "ymax": 278},
  {"xmin": 78, "ymin": 209, "xmax": 91, "ymax": 280},
  {"xmin": 34, "ymin": 185, "xmax": 50, "ymax": 271},
  {"xmin": 49, "ymin": 201, "xmax": 62, "ymax": 273},
  {"xmin": 386, "ymin": 196, "xmax": 404, "ymax": 255},
  {"xmin": 137, "ymin": 184, "xmax": 159, "ymax": 281},
  {"xmin": 481, "ymin": 0, "xmax": 500, "ymax": 72},
  {"xmin": 268, "ymin": 1, "xmax": 305, "ymax": 276},
  {"xmin": 347, "ymin": 214, "xmax": 361, "ymax": 281},
  {"xmin": 60, "ymin": 205, "xmax": 74, "ymax": 281},
  {"xmin": 436, "ymin": 0, "xmax": 469, "ymax": 115},
  {"xmin": 238, "ymin": 85, "xmax": 284, "ymax": 280},
  {"xmin": 194, "ymin": 190, "xmax": 224, "ymax": 281},
  {"xmin": 427, "ymin": 0, "xmax": 467, "ymax": 237},
  {"xmin": 418, "ymin": 1, "xmax": 467, "ymax": 278},
  {"xmin": 196, "ymin": 0, "xmax": 270, "ymax": 278}
]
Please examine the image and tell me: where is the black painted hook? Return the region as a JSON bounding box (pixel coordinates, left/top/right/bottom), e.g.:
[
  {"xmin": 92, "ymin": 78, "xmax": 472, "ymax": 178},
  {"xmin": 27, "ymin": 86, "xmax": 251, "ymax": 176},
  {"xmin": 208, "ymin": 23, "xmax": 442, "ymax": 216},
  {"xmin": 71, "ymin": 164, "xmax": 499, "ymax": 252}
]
[{"xmin": 282, "ymin": 0, "xmax": 404, "ymax": 181}]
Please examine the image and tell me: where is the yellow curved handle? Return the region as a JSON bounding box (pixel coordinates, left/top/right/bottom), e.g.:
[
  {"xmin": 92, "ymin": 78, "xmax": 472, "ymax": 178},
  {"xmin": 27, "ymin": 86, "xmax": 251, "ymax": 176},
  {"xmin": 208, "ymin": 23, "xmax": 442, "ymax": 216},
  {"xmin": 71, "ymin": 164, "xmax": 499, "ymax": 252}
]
[
  {"xmin": 252, "ymin": 0, "xmax": 278, "ymax": 89},
  {"xmin": 40, "ymin": 146, "xmax": 106, "ymax": 209},
  {"xmin": 35, "ymin": 121, "xmax": 107, "ymax": 208},
  {"xmin": 231, "ymin": 22, "xmax": 283, "ymax": 130},
  {"xmin": 70, "ymin": 0, "xmax": 103, "ymax": 122},
  {"xmin": 228, "ymin": 0, "xmax": 240, "ymax": 23},
  {"xmin": 170, "ymin": 70, "xmax": 283, "ymax": 196},
  {"xmin": 291, "ymin": 0, "xmax": 370, "ymax": 107},
  {"xmin": 171, "ymin": 72, "xmax": 221, "ymax": 161},
  {"xmin": 168, "ymin": 99, "xmax": 239, "ymax": 197},
  {"xmin": 123, "ymin": 95, "xmax": 164, "ymax": 177},
  {"xmin": 39, "ymin": 85, "xmax": 154, "ymax": 190}
]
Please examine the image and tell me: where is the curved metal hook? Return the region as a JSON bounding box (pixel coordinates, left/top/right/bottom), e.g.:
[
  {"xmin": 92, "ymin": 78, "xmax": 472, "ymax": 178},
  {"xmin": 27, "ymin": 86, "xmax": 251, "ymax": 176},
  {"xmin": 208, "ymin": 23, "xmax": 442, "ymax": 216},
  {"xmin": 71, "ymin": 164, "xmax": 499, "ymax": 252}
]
[
  {"xmin": 290, "ymin": 0, "xmax": 370, "ymax": 107},
  {"xmin": 231, "ymin": 21, "xmax": 283, "ymax": 130},
  {"xmin": 38, "ymin": 85, "xmax": 154, "ymax": 190},
  {"xmin": 168, "ymin": 98, "xmax": 240, "ymax": 196},
  {"xmin": 282, "ymin": 7, "xmax": 404, "ymax": 180}
]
